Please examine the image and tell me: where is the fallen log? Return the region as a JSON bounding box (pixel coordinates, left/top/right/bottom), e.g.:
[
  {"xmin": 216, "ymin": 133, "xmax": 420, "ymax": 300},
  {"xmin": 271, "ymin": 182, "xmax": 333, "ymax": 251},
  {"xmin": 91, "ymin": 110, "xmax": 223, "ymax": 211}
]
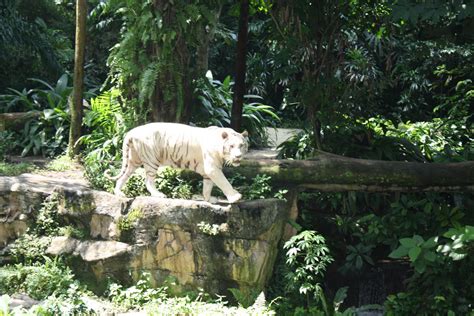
[
  {"xmin": 0, "ymin": 111, "xmax": 41, "ymax": 131},
  {"xmin": 224, "ymin": 151, "xmax": 474, "ymax": 192}
]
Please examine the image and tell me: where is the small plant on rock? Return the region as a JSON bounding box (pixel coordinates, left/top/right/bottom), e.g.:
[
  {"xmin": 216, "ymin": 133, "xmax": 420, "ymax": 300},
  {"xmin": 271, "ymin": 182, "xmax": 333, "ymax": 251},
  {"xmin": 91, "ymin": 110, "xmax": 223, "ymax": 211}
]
[
  {"xmin": 197, "ymin": 222, "xmax": 228, "ymax": 236},
  {"xmin": 118, "ymin": 208, "xmax": 143, "ymax": 232}
]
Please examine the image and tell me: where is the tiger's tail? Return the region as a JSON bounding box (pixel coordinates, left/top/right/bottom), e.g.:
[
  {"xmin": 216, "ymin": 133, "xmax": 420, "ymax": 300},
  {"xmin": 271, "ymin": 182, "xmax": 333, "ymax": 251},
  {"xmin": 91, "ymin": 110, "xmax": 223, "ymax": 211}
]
[{"xmin": 104, "ymin": 136, "xmax": 132, "ymax": 181}]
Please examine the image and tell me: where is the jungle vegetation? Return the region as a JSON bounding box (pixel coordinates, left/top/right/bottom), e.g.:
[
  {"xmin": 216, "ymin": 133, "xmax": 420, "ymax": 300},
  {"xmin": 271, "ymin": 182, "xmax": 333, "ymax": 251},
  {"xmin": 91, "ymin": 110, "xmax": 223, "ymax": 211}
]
[{"xmin": 0, "ymin": 0, "xmax": 473, "ymax": 315}]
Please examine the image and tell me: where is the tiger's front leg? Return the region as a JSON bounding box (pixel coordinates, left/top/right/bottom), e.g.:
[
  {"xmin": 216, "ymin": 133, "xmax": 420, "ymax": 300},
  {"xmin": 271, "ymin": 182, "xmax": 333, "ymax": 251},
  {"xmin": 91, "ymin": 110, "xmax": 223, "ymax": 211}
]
[
  {"xmin": 144, "ymin": 164, "xmax": 166, "ymax": 198},
  {"xmin": 204, "ymin": 168, "xmax": 242, "ymax": 203}
]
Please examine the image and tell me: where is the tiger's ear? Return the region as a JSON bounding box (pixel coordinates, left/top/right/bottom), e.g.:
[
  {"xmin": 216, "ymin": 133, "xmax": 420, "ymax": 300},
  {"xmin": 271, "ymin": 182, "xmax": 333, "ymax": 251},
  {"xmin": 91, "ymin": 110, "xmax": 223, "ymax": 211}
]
[
  {"xmin": 222, "ymin": 131, "xmax": 228, "ymax": 139},
  {"xmin": 241, "ymin": 130, "xmax": 249, "ymax": 137}
]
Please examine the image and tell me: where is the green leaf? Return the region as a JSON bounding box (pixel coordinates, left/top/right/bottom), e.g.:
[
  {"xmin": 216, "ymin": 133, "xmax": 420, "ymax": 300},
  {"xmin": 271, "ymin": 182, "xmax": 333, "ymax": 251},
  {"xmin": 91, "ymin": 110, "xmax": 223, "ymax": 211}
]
[
  {"xmin": 364, "ymin": 255, "xmax": 375, "ymax": 265},
  {"xmin": 399, "ymin": 238, "xmax": 416, "ymax": 248},
  {"xmin": 286, "ymin": 247, "xmax": 299, "ymax": 258},
  {"xmin": 333, "ymin": 286, "xmax": 348, "ymax": 306},
  {"xmin": 413, "ymin": 261, "xmax": 426, "ymax": 274},
  {"xmin": 423, "ymin": 251, "xmax": 437, "ymax": 262},
  {"xmin": 413, "ymin": 235, "xmax": 424, "ymax": 245},
  {"xmin": 408, "ymin": 246, "xmax": 421, "ymax": 262},
  {"xmin": 56, "ymin": 74, "xmax": 69, "ymax": 93},
  {"xmin": 389, "ymin": 246, "xmax": 408, "ymax": 259},
  {"xmin": 422, "ymin": 237, "xmax": 438, "ymax": 249}
]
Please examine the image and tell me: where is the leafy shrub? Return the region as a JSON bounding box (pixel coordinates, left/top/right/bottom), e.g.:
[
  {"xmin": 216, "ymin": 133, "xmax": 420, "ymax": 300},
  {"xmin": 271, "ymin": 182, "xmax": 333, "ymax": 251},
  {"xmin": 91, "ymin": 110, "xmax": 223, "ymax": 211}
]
[
  {"xmin": 228, "ymin": 173, "xmax": 287, "ymax": 201},
  {"xmin": 121, "ymin": 169, "xmax": 148, "ymax": 197},
  {"xmin": 0, "ymin": 267, "xmax": 23, "ymax": 296},
  {"xmin": 278, "ymin": 116, "xmax": 472, "ymax": 162},
  {"xmin": 120, "ymin": 167, "xmax": 196, "ymax": 199},
  {"xmin": 107, "ymin": 276, "xmax": 167, "ymax": 310},
  {"xmin": 242, "ymin": 174, "xmax": 273, "ymax": 200},
  {"xmin": 144, "ymin": 295, "xmax": 276, "ymax": 316},
  {"xmin": 0, "ymin": 74, "xmax": 78, "ymax": 157},
  {"xmin": 8, "ymin": 193, "xmax": 63, "ymax": 263},
  {"xmin": 193, "ymin": 72, "xmax": 280, "ymax": 146},
  {"xmin": 31, "ymin": 283, "xmax": 92, "ymax": 316},
  {"xmin": 0, "ymin": 284, "xmax": 92, "ymax": 315},
  {"xmin": 57, "ymin": 226, "xmax": 88, "ymax": 240},
  {"xmin": 118, "ymin": 208, "xmax": 143, "ymax": 232},
  {"xmin": 387, "ymin": 226, "xmax": 474, "ymax": 310},
  {"xmin": 80, "ymin": 88, "xmax": 129, "ymax": 191},
  {"xmin": 269, "ymin": 230, "xmax": 354, "ymax": 315},
  {"xmin": 8, "ymin": 233, "xmax": 51, "ymax": 264},
  {"xmin": 0, "ymin": 161, "xmax": 36, "ymax": 176},
  {"xmin": 0, "ymin": 131, "xmax": 20, "ymax": 160},
  {"xmin": 283, "ymin": 230, "xmax": 334, "ymax": 302},
  {"xmin": 34, "ymin": 193, "xmax": 61, "ymax": 236},
  {"xmin": 0, "ymin": 258, "xmax": 74, "ymax": 300},
  {"xmin": 20, "ymin": 106, "xmax": 69, "ymax": 157},
  {"xmin": 389, "ymin": 235, "xmax": 439, "ymax": 274},
  {"xmin": 277, "ymin": 129, "xmax": 315, "ymax": 159},
  {"xmin": 83, "ymin": 149, "xmax": 116, "ymax": 192},
  {"xmin": 339, "ymin": 243, "xmax": 375, "ymax": 274},
  {"xmin": 228, "ymin": 288, "xmax": 262, "ymax": 309},
  {"xmin": 23, "ymin": 261, "xmax": 74, "ymax": 300},
  {"xmin": 155, "ymin": 167, "xmax": 194, "ymax": 199}
]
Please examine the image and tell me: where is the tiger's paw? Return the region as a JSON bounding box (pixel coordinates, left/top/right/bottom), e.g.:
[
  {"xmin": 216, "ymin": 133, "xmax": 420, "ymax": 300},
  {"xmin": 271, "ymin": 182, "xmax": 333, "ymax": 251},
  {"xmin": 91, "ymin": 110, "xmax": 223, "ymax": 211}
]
[
  {"xmin": 227, "ymin": 192, "xmax": 242, "ymax": 203},
  {"xmin": 199, "ymin": 194, "xmax": 218, "ymax": 204}
]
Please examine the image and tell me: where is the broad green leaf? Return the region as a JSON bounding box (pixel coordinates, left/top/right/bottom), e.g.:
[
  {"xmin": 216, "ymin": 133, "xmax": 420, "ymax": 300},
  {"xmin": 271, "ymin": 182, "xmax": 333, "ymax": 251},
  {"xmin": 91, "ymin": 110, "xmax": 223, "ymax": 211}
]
[
  {"xmin": 408, "ymin": 246, "xmax": 421, "ymax": 261},
  {"xmin": 389, "ymin": 246, "xmax": 408, "ymax": 259},
  {"xmin": 399, "ymin": 238, "xmax": 416, "ymax": 248},
  {"xmin": 422, "ymin": 237, "xmax": 438, "ymax": 249},
  {"xmin": 413, "ymin": 261, "xmax": 426, "ymax": 274},
  {"xmin": 333, "ymin": 286, "xmax": 348, "ymax": 306},
  {"xmin": 423, "ymin": 251, "xmax": 437, "ymax": 262},
  {"xmin": 413, "ymin": 235, "xmax": 424, "ymax": 245},
  {"xmin": 56, "ymin": 74, "xmax": 69, "ymax": 93},
  {"xmin": 363, "ymin": 255, "xmax": 375, "ymax": 265}
]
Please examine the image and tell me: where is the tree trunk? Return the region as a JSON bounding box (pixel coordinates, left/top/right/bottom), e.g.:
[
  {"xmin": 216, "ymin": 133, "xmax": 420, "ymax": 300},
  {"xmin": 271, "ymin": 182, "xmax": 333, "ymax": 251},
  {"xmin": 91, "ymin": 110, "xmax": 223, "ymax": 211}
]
[
  {"xmin": 68, "ymin": 0, "xmax": 86, "ymax": 157},
  {"xmin": 224, "ymin": 152, "xmax": 474, "ymax": 192},
  {"xmin": 231, "ymin": 0, "xmax": 249, "ymax": 132}
]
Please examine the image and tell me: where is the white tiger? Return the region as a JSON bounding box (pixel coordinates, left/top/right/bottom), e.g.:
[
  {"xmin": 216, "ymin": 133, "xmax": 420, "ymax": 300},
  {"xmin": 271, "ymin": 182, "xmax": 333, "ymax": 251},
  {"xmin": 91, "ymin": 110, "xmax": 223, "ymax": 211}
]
[{"xmin": 105, "ymin": 123, "xmax": 249, "ymax": 203}]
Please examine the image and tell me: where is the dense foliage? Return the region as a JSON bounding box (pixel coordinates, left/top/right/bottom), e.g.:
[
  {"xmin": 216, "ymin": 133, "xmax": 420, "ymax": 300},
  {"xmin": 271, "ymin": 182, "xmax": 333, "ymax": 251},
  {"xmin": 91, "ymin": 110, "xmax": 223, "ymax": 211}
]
[{"xmin": 0, "ymin": 0, "xmax": 473, "ymax": 315}]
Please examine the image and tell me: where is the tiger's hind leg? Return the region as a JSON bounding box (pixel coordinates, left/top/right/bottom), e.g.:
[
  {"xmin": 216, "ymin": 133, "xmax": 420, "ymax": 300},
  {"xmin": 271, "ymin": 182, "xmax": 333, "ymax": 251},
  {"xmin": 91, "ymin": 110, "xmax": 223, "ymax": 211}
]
[
  {"xmin": 114, "ymin": 139, "xmax": 141, "ymax": 197},
  {"xmin": 114, "ymin": 162, "xmax": 138, "ymax": 197},
  {"xmin": 144, "ymin": 164, "xmax": 166, "ymax": 198},
  {"xmin": 203, "ymin": 177, "xmax": 214, "ymax": 202}
]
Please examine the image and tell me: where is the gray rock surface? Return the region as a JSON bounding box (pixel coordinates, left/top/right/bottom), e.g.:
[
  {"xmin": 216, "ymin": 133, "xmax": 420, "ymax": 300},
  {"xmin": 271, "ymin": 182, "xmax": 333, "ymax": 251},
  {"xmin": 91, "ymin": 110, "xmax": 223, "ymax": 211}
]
[{"xmin": 0, "ymin": 174, "xmax": 289, "ymax": 296}]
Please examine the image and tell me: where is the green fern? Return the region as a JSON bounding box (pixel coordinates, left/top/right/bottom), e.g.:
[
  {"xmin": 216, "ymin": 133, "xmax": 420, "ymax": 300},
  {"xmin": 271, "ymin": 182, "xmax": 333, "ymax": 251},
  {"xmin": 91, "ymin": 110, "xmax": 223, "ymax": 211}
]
[{"xmin": 139, "ymin": 62, "xmax": 160, "ymax": 106}]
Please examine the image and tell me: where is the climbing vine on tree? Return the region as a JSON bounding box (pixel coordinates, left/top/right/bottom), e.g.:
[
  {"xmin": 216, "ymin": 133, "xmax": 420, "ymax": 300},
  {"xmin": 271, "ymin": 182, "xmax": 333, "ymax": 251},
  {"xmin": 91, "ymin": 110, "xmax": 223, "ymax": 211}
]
[{"xmin": 107, "ymin": 0, "xmax": 223, "ymax": 123}]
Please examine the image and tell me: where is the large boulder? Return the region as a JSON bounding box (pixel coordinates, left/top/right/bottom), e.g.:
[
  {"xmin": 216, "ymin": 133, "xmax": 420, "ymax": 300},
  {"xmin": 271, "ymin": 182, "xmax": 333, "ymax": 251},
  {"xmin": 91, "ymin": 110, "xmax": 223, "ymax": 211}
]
[{"xmin": 0, "ymin": 174, "xmax": 289, "ymax": 296}]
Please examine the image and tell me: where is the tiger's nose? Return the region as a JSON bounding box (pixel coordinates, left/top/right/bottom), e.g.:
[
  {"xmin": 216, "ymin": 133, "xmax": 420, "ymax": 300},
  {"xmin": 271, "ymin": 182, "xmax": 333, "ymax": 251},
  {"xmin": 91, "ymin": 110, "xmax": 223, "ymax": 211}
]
[{"xmin": 235, "ymin": 153, "xmax": 242, "ymax": 159}]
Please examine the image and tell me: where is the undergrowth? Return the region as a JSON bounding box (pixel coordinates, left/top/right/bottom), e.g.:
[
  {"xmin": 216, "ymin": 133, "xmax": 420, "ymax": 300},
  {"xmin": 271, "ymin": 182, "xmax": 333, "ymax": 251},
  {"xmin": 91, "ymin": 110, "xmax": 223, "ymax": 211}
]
[{"xmin": 0, "ymin": 162, "xmax": 36, "ymax": 176}]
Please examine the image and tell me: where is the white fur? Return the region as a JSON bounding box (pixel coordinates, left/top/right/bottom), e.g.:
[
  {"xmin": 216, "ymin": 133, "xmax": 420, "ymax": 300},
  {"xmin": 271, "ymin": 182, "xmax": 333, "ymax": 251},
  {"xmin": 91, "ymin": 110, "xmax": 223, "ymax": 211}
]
[{"xmin": 105, "ymin": 123, "xmax": 249, "ymax": 203}]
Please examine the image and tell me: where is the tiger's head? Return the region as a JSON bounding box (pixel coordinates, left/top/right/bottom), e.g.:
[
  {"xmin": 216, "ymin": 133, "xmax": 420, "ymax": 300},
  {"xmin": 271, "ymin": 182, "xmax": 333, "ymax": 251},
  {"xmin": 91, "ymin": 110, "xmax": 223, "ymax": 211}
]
[{"xmin": 221, "ymin": 129, "xmax": 249, "ymax": 167}]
